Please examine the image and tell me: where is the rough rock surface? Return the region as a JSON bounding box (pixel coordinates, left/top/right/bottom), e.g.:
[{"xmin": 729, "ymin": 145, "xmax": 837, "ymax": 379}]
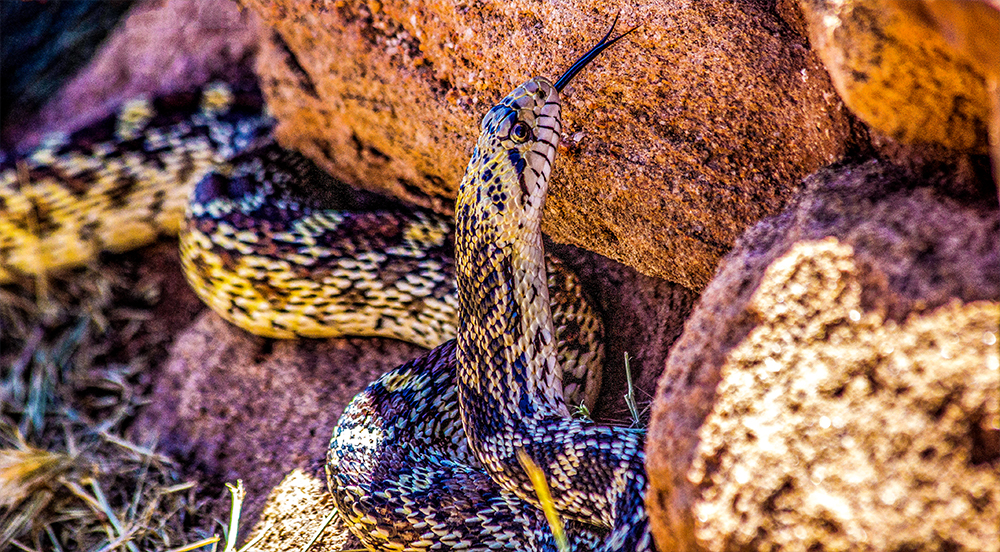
[
  {"xmin": 882, "ymin": 0, "xmax": 1000, "ymax": 196},
  {"xmin": 798, "ymin": 0, "xmax": 995, "ymax": 153},
  {"xmin": 242, "ymin": 0, "xmax": 859, "ymax": 289},
  {"xmin": 646, "ymin": 160, "xmax": 1000, "ymax": 551},
  {"xmin": 0, "ymin": 0, "xmax": 136, "ymax": 147},
  {"xmin": 133, "ymin": 312, "xmax": 426, "ymax": 534},
  {"xmin": 885, "ymin": 0, "xmax": 1000, "ymax": 80},
  {"xmin": 135, "ymin": 243, "xmax": 696, "ymax": 541}
]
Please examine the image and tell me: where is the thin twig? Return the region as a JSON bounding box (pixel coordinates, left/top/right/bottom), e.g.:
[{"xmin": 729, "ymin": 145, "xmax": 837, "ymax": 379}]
[
  {"xmin": 166, "ymin": 536, "xmax": 221, "ymax": 552},
  {"xmin": 222, "ymin": 481, "xmax": 246, "ymax": 552},
  {"xmin": 623, "ymin": 353, "xmax": 640, "ymax": 428},
  {"xmin": 299, "ymin": 508, "xmax": 340, "ymax": 552}
]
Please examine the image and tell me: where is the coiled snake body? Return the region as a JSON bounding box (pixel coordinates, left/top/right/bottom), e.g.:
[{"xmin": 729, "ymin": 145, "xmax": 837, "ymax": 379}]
[{"xmin": 2, "ymin": 20, "xmax": 651, "ymax": 552}]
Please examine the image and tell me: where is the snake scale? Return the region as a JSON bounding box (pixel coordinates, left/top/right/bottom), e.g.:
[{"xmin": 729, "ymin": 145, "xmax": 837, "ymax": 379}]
[{"xmin": 1, "ymin": 17, "xmax": 652, "ymax": 552}]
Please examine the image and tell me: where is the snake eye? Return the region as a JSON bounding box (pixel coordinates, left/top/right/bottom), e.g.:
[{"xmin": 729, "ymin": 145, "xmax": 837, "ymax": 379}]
[{"xmin": 510, "ymin": 121, "xmax": 530, "ymax": 143}]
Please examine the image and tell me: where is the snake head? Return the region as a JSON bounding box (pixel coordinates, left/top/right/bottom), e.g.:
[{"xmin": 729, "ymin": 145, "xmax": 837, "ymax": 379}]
[
  {"xmin": 458, "ymin": 78, "xmax": 562, "ymax": 225},
  {"xmin": 456, "ymin": 16, "xmax": 636, "ymax": 235}
]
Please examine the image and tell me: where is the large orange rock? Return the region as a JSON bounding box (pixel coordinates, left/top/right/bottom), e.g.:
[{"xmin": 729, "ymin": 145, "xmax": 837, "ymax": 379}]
[
  {"xmin": 798, "ymin": 0, "xmax": 997, "ymax": 153},
  {"xmin": 242, "ymin": 0, "xmax": 858, "ymax": 289},
  {"xmin": 646, "ymin": 160, "xmax": 999, "ymax": 551}
]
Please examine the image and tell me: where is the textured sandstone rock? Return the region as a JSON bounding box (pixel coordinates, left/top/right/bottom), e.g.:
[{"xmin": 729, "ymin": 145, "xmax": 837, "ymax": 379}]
[
  {"xmin": 646, "ymin": 160, "xmax": 1000, "ymax": 551},
  {"xmin": 884, "ymin": 0, "xmax": 1000, "ymax": 194},
  {"xmin": 242, "ymin": 0, "xmax": 858, "ymax": 289},
  {"xmin": 798, "ymin": 0, "xmax": 995, "ymax": 153},
  {"xmin": 885, "ymin": 0, "xmax": 1000, "ymax": 80},
  {"xmin": 133, "ymin": 312, "xmax": 427, "ymax": 530}
]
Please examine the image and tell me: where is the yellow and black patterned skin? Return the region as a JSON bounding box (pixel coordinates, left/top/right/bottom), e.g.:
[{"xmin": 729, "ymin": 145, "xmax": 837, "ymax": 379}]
[
  {"xmin": 0, "ymin": 84, "xmax": 272, "ymax": 282},
  {"xmin": 180, "ymin": 143, "xmax": 603, "ymax": 403},
  {"xmin": 455, "ymin": 76, "xmax": 649, "ymax": 548},
  {"xmin": 328, "ymin": 340, "xmax": 615, "ymax": 551},
  {"xmin": 181, "ymin": 143, "xmax": 457, "ymax": 345},
  {"xmin": 328, "ymin": 22, "xmax": 651, "ymax": 552}
]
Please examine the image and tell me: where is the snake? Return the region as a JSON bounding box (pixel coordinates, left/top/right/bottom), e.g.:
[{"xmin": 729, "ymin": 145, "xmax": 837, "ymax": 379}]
[
  {"xmin": 0, "ymin": 78, "xmax": 601, "ymax": 413},
  {"xmin": 0, "ymin": 17, "xmax": 652, "ymax": 552},
  {"xmin": 179, "ymin": 141, "xmax": 605, "ymax": 408},
  {"xmin": 327, "ymin": 19, "xmax": 651, "ymax": 551}
]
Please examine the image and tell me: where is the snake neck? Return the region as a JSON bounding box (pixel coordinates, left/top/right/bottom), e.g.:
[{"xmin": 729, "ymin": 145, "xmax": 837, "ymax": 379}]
[
  {"xmin": 454, "ymin": 77, "xmax": 567, "ymax": 430},
  {"xmin": 455, "ymin": 198, "xmax": 562, "ymax": 417}
]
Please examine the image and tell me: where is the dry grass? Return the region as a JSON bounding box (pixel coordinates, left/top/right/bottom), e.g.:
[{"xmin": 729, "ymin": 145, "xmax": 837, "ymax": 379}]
[
  {"xmin": 0, "ymin": 247, "xmax": 229, "ymax": 551},
  {"xmin": 517, "ymin": 450, "xmax": 570, "ymax": 552}
]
